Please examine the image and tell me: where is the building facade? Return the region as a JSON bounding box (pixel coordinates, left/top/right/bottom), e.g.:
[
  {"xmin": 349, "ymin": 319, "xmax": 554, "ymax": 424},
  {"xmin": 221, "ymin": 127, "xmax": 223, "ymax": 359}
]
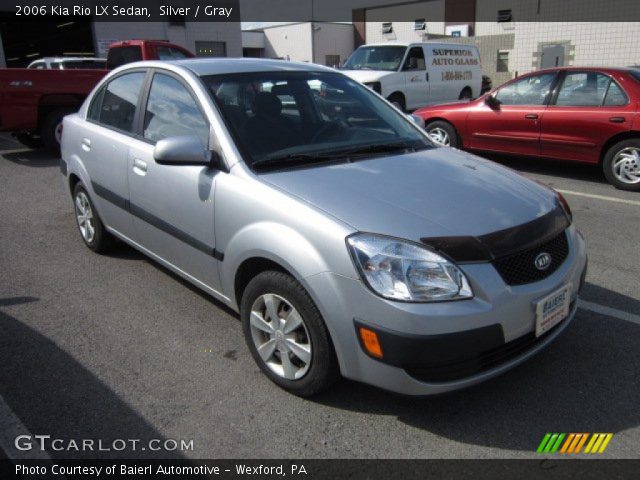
[
  {"xmin": 354, "ymin": 0, "xmax": 640, "ymax": 84},
  {"xmin": 242, "ymin": 22, "xmax": 354, "ymax": 67}
]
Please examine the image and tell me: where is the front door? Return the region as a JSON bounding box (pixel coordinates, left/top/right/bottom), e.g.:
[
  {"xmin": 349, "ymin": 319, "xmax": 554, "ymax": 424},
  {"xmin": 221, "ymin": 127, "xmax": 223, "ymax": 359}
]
[
  {"xmin": 400, "ymin": 46, "xmax": 429, "ymax": 110},
  {"xmin": 127, "ymin": 70, "xmax": 222, "ymax": 290},
  {"xmin": 465, "ymin": 71, "xmax": 558, "ymax": 156}
]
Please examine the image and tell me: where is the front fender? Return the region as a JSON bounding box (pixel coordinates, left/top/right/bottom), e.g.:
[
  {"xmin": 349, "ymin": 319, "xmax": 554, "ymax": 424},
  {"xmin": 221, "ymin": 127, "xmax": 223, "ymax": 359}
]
[{"xmin": 220, "ymin": 221, "xmax": 331, "ymax": 308}]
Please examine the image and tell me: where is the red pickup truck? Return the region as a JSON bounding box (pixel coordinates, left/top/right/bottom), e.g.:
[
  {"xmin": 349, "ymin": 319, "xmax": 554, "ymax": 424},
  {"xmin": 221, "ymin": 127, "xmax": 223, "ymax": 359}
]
[{"xmin": 0, "ymin": 40, "xmax": 193, "ymax": 151}]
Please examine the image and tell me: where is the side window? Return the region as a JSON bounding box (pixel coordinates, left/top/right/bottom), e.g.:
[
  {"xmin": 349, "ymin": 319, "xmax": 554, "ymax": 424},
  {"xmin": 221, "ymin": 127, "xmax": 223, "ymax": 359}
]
[
  {"xmin": 495, "ymin": 73, "xmax": 556, "ymax": 106},
  {"xmin": 603, "ymin": 80, "xmax": 628, "ymax": 106},
  {"xmin": 555, "ymin": 72, "xmax": 619, "ymax": 107},
  {"xmin": 90, "ymin": 72, "xmax": 146, "ymax": 132},
  {"xmin": 143, "ymin": 73, "xmax": 209, "ymax": 146},
  {"xmin": 403, "ymin": 47, "xmax": 425, "ymax": 71}
]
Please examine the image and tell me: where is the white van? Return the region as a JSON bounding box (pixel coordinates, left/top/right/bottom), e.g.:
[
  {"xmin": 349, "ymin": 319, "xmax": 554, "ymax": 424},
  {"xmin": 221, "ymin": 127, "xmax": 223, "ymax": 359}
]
[{"xmin": 341, "ymin": 42, "xmax": 482, "ymax": 111}]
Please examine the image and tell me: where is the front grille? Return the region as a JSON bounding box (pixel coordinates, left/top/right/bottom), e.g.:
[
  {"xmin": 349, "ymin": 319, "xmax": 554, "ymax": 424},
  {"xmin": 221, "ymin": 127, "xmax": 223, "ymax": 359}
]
[
  {"xmin": 405, "ymin": 302, "xmax": 573, "ymax": 383},
  {"xmin": 492, "ymin": 231, "xmax": 569, "ymax": 286}
]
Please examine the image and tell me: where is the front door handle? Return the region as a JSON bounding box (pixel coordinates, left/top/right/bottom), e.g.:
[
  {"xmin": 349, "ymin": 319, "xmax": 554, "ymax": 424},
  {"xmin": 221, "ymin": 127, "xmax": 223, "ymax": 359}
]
[
  {"xmin": 133, "ymin": 158, "xmax": 147, "ymax": 176},
  {"xmin": 525, "ymin": 114, "xmax": 539, "ymax": 120},
  {"xmin": 81, "ymin": 138, "xmax": 91, "ymax": 151},
  {"xmin": 609, "ymin": 116, "xmax": 625, "ymax": 123}
]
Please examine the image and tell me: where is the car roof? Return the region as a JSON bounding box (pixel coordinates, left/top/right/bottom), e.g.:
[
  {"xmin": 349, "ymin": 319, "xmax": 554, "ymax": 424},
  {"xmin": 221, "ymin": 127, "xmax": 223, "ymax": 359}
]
[{"xmin": 129, "ymin": 58, "xmax": 337, "ymax": 76}]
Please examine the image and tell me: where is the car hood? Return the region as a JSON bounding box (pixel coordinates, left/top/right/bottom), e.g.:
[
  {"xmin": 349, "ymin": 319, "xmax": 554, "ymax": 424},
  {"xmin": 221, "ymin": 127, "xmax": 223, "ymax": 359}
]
[
  {"xmin": 260, "ymin": 148, "xmax": 558, "ymax": 241},
  {"xmin": 415, "ymin": 99, "xmax": 478, "ymax": 114},
  {"xmin": 340, "ymin": 69, "xmax": 394, "ymax": 84}
]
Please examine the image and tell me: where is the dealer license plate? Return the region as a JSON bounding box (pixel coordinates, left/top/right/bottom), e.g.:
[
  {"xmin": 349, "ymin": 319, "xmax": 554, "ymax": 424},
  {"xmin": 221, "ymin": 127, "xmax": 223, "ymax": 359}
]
[{"xmin": 535, "ymin": 284, "xmax": 571, "ymax": 337}]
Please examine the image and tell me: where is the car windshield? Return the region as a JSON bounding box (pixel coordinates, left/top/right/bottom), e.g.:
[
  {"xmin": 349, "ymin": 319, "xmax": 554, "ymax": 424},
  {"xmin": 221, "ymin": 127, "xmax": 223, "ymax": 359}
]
[
  {"xmin": 342, "ymin": 46, "xmax": 406, "ymax": 71},
  {"xmin": 203, "ymin": 71, "xmax": 432, "ymax": 171}
]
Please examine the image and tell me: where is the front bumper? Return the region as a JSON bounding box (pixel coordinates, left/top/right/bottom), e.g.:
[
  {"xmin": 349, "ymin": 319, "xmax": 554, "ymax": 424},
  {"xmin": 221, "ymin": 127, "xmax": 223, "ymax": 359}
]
[{"xmin": 304, "ymin": 226, "xmax": 587, "ymax": 395}]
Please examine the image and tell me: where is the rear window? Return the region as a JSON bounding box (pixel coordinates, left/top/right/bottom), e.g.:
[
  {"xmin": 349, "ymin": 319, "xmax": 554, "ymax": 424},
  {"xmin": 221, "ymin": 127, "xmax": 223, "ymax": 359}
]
[
  {"xmin": 107, "ymin": 46, "xmax": 143, "ymax": 69},
  {"xmin": 629, "ymin": 70, "xmax": 640, "ymax": 83}
]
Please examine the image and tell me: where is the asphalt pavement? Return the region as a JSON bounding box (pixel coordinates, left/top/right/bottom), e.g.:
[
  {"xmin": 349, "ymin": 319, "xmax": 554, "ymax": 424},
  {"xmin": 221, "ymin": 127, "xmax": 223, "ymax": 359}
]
[{"xmin": 0, "ymin": 133, "xmax": 638, "ymax": 459}]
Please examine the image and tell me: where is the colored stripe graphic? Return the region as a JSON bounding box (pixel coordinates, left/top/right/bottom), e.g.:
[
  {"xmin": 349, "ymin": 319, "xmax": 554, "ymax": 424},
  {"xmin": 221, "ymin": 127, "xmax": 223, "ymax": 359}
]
[{"xmin": 538, "ymin": 433, "xmax": 613, "ymax": 454}]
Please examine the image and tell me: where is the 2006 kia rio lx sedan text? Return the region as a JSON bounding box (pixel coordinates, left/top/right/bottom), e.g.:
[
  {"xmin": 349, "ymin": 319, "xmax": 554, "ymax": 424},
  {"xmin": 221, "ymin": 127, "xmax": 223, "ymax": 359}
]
[{"xmin": 61, "ymin": 59, "xmax": 588, "ymax": 396}]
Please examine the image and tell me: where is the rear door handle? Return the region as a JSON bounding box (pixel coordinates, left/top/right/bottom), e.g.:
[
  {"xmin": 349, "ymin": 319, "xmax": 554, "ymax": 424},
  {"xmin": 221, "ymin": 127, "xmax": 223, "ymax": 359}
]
[
  {"xmin": 133, "ymin": 158, "xmax": 147, "ymax": 176},
  {"xmin": 609, "ymin": 116, "xmax": 625, "ymax": 123},
  {"xmin": 525, "ymin": 114, "xmax": 539, "ymax": 120},
  {"xmin": 81, "ymin": 138, "xmax": 91, "ymax": 151}
]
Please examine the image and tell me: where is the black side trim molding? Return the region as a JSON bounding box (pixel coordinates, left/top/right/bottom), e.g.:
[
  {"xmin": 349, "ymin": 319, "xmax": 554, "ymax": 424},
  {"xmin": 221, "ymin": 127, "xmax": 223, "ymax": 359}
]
[
  {"xmin": 91, "ymin": 181, "xmax": 223, "ymax": 261},
  {"xmin": 421, "ymin": 205, "xmax": 570, "ymax": 263}
]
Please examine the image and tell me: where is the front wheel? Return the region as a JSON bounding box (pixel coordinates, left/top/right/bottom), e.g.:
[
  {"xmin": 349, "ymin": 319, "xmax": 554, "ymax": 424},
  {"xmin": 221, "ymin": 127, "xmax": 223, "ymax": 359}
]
[
  {"xmin": 602, "ymin": 139, "xmax": 640, "ymax": 191},
  {"xmin": 241, "ymin": 271, "xmax": 340, "ymax": 397},
  {"xmin": 425, "ymin": 120, "xmax": 459, "ymax": 148}
]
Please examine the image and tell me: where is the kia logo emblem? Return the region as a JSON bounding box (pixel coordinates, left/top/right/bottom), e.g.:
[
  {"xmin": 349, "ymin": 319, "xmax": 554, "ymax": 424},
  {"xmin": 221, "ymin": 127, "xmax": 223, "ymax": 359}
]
[{"xmin": 535, "ymin": 252, "xmax": 552, "ymax": 271}]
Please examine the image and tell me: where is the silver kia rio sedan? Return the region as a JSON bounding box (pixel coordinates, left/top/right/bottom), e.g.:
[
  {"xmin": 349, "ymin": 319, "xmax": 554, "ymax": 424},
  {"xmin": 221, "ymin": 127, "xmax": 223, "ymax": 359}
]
[{"xmin": 61, "ymin": 58, "xmax": 587, "ymax": 396}]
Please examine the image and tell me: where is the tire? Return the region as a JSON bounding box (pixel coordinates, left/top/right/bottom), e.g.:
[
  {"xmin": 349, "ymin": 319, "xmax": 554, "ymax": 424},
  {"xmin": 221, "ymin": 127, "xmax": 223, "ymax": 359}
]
[
  {"xmin": 602, "ymin": 139, "xmax": 640, "ymax": 191},
  {"xmin": 459, "ymin": 87, "xmax": 472, "ymax": 100},
  {"xmin": 387, "ymin": 93, "xmax": 406, "ymax": 112},
  {"xmin": 41, "ymin": 107, "xmax": 74, "ymax": 154},
  {"xmin": 425, "ymin": 120, "xmax": 459, "ymax": 148},
  {"xmin": 241, "ymin": 271, "xmax": 340, "ymax": 397},
  {"xmin": 15, "ymin": 132, "xmax": 43, "ymax": 149},
  {"xmin": 72, "ymin": 182, "xmax": 115, "ymax": 253}
]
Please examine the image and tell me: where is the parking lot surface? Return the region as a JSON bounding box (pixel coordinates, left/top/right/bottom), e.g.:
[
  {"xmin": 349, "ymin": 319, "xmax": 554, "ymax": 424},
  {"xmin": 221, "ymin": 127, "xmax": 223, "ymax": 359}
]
[{"xmin": 0, "ymin": 133, "xmax": 638, "ymax": 459}]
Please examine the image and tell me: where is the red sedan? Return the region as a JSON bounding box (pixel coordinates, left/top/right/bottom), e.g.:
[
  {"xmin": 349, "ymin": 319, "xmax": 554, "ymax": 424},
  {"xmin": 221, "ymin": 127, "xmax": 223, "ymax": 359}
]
[{"xmin": 415, "ymin": 67, "xmax": 640, "ymax": 191}]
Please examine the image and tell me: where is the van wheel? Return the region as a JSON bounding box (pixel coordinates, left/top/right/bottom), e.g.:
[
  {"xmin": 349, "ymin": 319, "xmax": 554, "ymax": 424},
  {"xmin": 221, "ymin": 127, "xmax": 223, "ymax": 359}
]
[
  {"xmin": 387, "ymin": 93, "xmax": 406, "ymax": 112},
  {"xmin": 425, "ymin": 120, "xmax": 459, "ymax": 148},
  {"xmin": 602, "ymin": 139, "xmax": 640, "ymax": 191},
  {"xmin": 459, "ymin": 87, "xmax": 472, "ymax": 100},
  {"xmin": 41, "ymin": 107, "xmax": 74, "ymax": 154},
  {"xmin": 241, "ymin": 271, "xmax": 340, "ymax": 397},
  {"xmin": 72, "ymin": 182, "xmax": 114, "ymax": 253}
]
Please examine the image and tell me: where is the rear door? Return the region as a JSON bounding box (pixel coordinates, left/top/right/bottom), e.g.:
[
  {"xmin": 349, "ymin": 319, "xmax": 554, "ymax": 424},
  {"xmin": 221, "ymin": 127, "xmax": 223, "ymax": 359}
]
[
  {"xmin": 82, "ymin": 69, "xmax": 147, "ymax": 238},
  {"xmin": 400, "ymin": 46, "xmax": 429, "ymax": 110},
  {"xmin": 127, "ymin": 70, "xmax": 222, "ymax": 290},
  {"xmin": 465, "ymin": 71, "xmax": 558, "ymax": 156},
  {"xmin": 540, "ymin": 70, "xmax": 634, "ymax": 163}
]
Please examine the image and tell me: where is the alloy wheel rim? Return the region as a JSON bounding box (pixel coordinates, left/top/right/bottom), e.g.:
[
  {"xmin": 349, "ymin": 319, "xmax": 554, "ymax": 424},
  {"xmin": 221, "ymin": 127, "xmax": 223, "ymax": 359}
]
[
  {"xmin": 427, "ymin": 127, "xmax": 450, "ymax": 146},
  {"xmin": 75, "ymin": 192, "xmax": 95, "ymax": 243},
  {"xmin": 612, "ymin": 147, "xmax": 640, "ymax": 184},
  {"xmin": 249, "ymin": 293, "xmax": 311, "ymax": 380}
]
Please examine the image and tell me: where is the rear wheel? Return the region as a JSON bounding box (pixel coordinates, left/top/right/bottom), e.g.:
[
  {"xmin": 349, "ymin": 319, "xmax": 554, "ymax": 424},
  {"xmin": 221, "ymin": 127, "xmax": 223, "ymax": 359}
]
[
  {"xmin": 425, "ymin": 120, "xmax": 459, "ymax": 148},
  {"xmin": 241, "ymin": 271, "xmax": 340, "ymax": 396},
  {"xmin": 602, "ymin": 139, "xmax": 640, "ymax": 191},
  {"xmin": 387, "ymin": 93, "xmax": 406, "ymax": 112},
  {"xmin": 41, "ymin": 107, "xmax": 74, "ymax": 154},
  {"xmin": 72, "ymin": 182, "xmax": 114, "ymax": 253},
  {"xmin": 15, "ymin": 132, "xmax": 42, "ymax": 149}
]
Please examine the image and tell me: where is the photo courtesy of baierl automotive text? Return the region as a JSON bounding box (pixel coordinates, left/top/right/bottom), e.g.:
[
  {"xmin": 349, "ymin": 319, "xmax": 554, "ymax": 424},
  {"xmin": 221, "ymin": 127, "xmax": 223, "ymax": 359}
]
[{"xmin": 0, "ymin": 0, "xmax": 639, "ymax": 479}]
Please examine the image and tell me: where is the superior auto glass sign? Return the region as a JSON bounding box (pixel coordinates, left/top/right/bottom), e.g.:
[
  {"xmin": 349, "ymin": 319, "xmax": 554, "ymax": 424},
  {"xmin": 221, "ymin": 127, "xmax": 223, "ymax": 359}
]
[{"xmin": 431, "ymin": 49, "xmax": 480, "ymax": 66}]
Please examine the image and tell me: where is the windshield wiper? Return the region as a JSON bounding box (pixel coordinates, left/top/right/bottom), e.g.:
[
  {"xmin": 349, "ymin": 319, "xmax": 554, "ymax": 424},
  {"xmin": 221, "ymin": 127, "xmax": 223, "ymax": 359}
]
[
  {"xmin": 251, "ymin": 152, "xmax": 348, "ymax": 172},
  {"xmin": 327, "ymin": 141, "xmax": 422, "ymax": 158},
  {"xmin": 251, "ymin": 142, "xmax": 424, "ymax": 172}
]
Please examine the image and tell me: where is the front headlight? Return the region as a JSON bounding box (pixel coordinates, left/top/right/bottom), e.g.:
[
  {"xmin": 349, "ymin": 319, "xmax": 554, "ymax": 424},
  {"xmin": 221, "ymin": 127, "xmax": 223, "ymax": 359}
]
[
  {"xmin": 364, "ymin": 81, "xmax": 382, "ymax": 94},
  {"xmin": 346, "ymin": 233, "xmax": 473, "ymax": 302}
]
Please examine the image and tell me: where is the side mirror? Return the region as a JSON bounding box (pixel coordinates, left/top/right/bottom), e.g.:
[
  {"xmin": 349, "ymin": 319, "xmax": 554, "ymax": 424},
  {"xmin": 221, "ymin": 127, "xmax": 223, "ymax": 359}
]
[
  {"xmin": 154, "ymin": 135, "xmax": 216, "ymax": 167},
  {"xmin": 407, "ymin": 113, "xmax": 425, "ymax": 128},
  {"xmin": 484, "ymin": 94, "xmax": 500, "ymax": 110}
]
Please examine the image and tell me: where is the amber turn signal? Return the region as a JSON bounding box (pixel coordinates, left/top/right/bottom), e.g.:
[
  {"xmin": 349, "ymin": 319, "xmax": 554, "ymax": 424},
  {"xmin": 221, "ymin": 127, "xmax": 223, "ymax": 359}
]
[{"xmin": 359, "ymin": 327, "xmax": 383, "ymax": 358}]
